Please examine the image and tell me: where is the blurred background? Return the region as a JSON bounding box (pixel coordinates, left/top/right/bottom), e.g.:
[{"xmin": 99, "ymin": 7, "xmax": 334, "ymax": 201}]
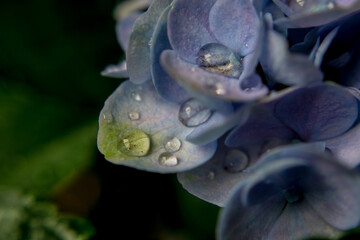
[{"xmin": 0, "ymin": 0, "xmax": 219, "ymax": 239}]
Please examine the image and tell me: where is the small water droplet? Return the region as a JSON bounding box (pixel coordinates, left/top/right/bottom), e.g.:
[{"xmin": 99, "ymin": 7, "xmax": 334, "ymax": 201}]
[
  {"xmin": 191, "ymin": 67, "xmax": 195, "ymax": 72},
  {"xmin": 128, "ymin": 111, "xmax": 140, "ymax": 121},
  {"xmin": 240, "ymin": 75, "xmax": 263, "ymax": 92},
  {"xmin": 118, "ymin": 128, "xmax": 150, "ymax": 157},
  {"xmin": 215, "ymin": 83, "xmax": 226, "ymax": 95},
  {"xmin": 207, "ymin": 171, "xmax": 215, "ymax": 180},
  {"xmin": 224, "ymin": 150, "xmax": 248, "ymax": 173},
  {"xmin": 164, "ymin": 137, "xmax": 182, "ymax": 153},
  {"xmin": 148, "ymin": 38, "xmax": 153, "ymax": 46},
  {"xmin": 196, "ymin": 43, "xmax": 243, "ymax": 78},
  {"xmin": 284, "ymin": 187, "xmax": 302, "ymax": 203},
  {"xmin": 179, "ymin": 99, "xmax": 213, "ymax": 127},
  {"xmin": 131, "ymin": 91, "xmax": 142, "ymax": 101},
  {"xmin": 102, "ymin": 112, "xmax": 113, "ymax": 123},
  {"xmin": 159, "ymin": 152, "xmax": 179, "ymax": 166},
  {"xmin": 327, "ymin": 1, "xmax": 335, "ymax": 9},
  {"xmin": 296, "ymin": 0, "xmax": 305, "ymax": 7},
  {"xmin": 245, "ymin": 43, "xmax": 249, "ymax": 48}
]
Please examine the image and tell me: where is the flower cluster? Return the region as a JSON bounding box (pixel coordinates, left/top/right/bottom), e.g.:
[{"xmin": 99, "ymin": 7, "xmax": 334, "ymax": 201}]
[{"xmin": 98, "ymin": 0, "xmax": 360, "ymax": 239}]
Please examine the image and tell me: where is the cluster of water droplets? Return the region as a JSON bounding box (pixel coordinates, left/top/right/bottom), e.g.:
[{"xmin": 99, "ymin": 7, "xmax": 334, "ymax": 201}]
[{"xmin": 158, "ymin": 137, "xmax": 182, "ymax": 167}]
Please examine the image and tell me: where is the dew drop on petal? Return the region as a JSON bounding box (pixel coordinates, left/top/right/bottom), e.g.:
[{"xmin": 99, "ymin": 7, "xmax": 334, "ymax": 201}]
[
  {"xmin": 207, "ymin": 171, "xmax": 216, "ymax": 180},
  {"xmin": 128, "ymin": 111, "xmax": 140, "ymax": 121},
  {"xmin": 196, "ymin": 43, "xmax": 243, "ymax": 78},
  {"xmin": 178, "ymin": 99, "xmax": 213, "ymax": 127},
  {"xmin": 117, "ymin": 128, "xmax": 150, "ymax": 157},
  {"xmin": 284, "ymin": 187, "xmax": 302, "ymax": 203},
  {"xmin": 159, "ymin": 152, "xmax": 179, "ymax": 167},
  {"xmin": 164, "ymin": 137, "xmax": 182, "ymax": 153},
  {"xmin": 130, "ymin": 91, "xmax": 142, "ymax": 101},
  {"xmin": 102, "ymin": 112, "xmax": 113, "ymax": 123},
  {"xmin": 223, "ymin": 149, "xmax": 249, "ymax": 173},
  {"xmin": 240, "ymin": 75, "xmax": 263, "ymax": 92}
]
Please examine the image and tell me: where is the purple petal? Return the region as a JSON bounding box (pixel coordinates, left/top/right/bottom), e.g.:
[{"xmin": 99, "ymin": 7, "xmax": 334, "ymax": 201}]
[
  {"xmin": 150, "ymin": 6, "xmax": 189, "ymax": 103},
  {"xmin": 167, "ymin": 0, "xmax": 217, "ymax": 63},
  {"xmin": 260, "ymin": 14, "xmax": 323, "ymax": 85},
  {"xmin": 97, "ymin": 80, "xmax": 216, "ymax": 173},
  {"xmin": 126, "ymin": 0, "xmax": 172, "ymax": 83},
  {"xmin": 160, "ymin": 50, "xmax": 268, "ymax": 104},
  {"xmin": 326, "ymin": 123, "xmax": 360, "ymax": 168},
  {"xmin": 101, "ymin": 61, "xmax": 128, "ymax": 78},
  {"xmin": 209, "ymin": 0, "xmax": 260, "ymax": 56},
  {"xmin": 274, "ymin": 84, "xmax": 358, "ymax": 141},
  {"xmin": 116, "ymin": 12, "xmax": 142, "ymax": 51}
]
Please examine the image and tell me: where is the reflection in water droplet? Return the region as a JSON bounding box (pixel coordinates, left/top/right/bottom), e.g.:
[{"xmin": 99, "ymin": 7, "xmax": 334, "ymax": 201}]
[
  {"xmin": 118, "ymin": 128, "xmax": 150, "ymax": 157},
  {"xmin": 179, "ymin": 99, "xmax": 213, "ymax": 127},
  {"xmin": 240, "ymin": 75, "xmax": 263, "ymax": 92},
  {"xmin": 196, "ymin": 43, "xmax": 243, "ymax": 78},
  {"xmin": 102, "ymin": 112, "xmax": 113, "ymax": 123},
  {"xmin": 159, "ymin": 152, "xmax": 179, "ymax": 166},
  {"xmin": 128, "ymin": 111, "xmax": 140, "ymax": 121},
  {"xmin": 164, "ymin": 137, "xmax": 182, "ymax": 153},
  {"xmin": 131, "ymin": 91, "xmax": 142, "ymax": 101},
  {"xmin": 224, "ymin": 149, "xmax": 248, "ymax": 173}
]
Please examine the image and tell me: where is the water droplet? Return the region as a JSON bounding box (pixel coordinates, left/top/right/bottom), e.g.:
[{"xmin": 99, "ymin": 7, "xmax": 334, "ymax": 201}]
[
  {"xmin": 148, "ymin": 38, "xmax": 153, "ymax": 46},
  {"xmin": 245, "ymin": 43, "xmax": 249, "ymax": 48},
  {"xmin": 327, "ymin": 1, "xmax": 335, "ymax": 9},
  {"xmin": 215, "ymin": 83, "xmax": 226, "ymax": 95},
  {"xmin": 207, "ymin": 171, "xmax": 215, "ymax": 180},
  {"xmin": 131, "ymin": 91, "xmax": 142, "ymax": 101},
  {"xmin": 164, "ymin": 137, "xmax": 182, "ymax": 153},
  {"xmin": 240, "ymin": 75, "xmax": 263, "ymax": 92},
  {"xmin": 128, "ymin": 111, "xmax": 140, "ymax": 121},
  {"xmin": 159, "ymin": 152, "xmax": 179, "ymax": 167},
  {"xmin": 179, "ymin": 99, "xmax": 213, "ymax": 127},
  {"xmin": 118, "ymin": 128, "xmax": 150, "ymax": 157},
  {"xmin": 196, "ymin": 43, "xmax": 243, "ymax": 78},
  {"xmin": 191, "ymin": 67, "xmax": 195, "ymax": 72},
  {"xmin": 296, "ymin": 0, "xmax": 305, "ymax": 7},
  {"xmin": 224, "ymin": 150, "xmax": 249, "ymax": 173},
  {"xmin": 102, "ymin": 112, "xmax": 113, "ymax": 123}
]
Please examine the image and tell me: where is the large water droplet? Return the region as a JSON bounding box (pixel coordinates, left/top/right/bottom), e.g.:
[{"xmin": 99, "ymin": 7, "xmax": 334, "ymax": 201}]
[
  {"xmin": 130, "ymin": 91, "xmax": 142, "ymax": 101},
  {"xmin": 118, "ymin": 128, "xmax": 150, "ymax": 157},
  {"xmin": 223, "ymin": 150, "xmax": 249, "ymax": 173},
  {"xmin": 164, "ymin": 137, "xmax": 182, "ymax": 153},
  {"xmin": 159, "ymin": 152, "xmax": 179, "ymax": 167},
  {"xmin": 102, "ymin": 112, "xmax": 113, "ymax": 123},
  {"xmin": 196, "ymin": 43, "xmax": 243, "ymax": 78},
  {"xmin": 178, "ymin": 99, "xmax": 213, "ymax": 127},
  {"xmin": 128, "ymin": 111, "xmax": 140, "ymax": 121}
]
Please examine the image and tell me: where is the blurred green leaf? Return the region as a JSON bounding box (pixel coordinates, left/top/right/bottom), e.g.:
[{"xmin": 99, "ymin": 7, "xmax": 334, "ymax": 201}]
[{"xmin": 0, "ymin": 188, "xmax": 94, "ymax": 240}]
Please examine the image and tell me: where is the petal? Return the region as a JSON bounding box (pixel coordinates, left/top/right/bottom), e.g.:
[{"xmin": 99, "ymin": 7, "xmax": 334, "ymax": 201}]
[
  {"xmin": 167, "ymin": 0, "xmax": 217, "ymax": 63},
  {"xmin": 160, "ymin": 50, "xmax": 268, "ymax": 105},
  {"xmin": 326, "ymin": 123, "xmax": 360, "ymax": 167},
  {"xmin": 209, "ymin": 0, "xmax": 260, "ymax": 56},
  {"xmin": 274, "ymin": 83, "xmax": 358, "ymax": 141},
  {"xmin": 113, "ymin": 0, "xmax": 151, "ymax": 20},
  {"xmin": 150, "ymin": 6, "xmax": 190, "ymax": 103},
  {"xmin": 217, "ymin": 186, "xmax": 286, "ymax": 240},
  {"xmin": 178, "ymin": 141, "xmax": 251, "ymax": 207},
  {"xmin": 260, "ymin": 14, "xmax": 324, "ymax": 86},
  {"xmin": 101, "ymin": 61, "xmax": 128, "ymax": 79},
  {"xmin": 268, "ymin": 200, "xmax": 340, "ymax": 239},
  {"xmin": 116, "ymin": 11, "xmax": 142, "ymax": 51},
  {"xmin": 225, "ymin": 105, "xmax": 295, "ymax": 153},
  {"xmin": 126, "ymin": 0, "xmax": 172, "ymax": 83},
  {"xmin": 97, "ymin": 80, "xmax": 217, "ymax": 173},
  {"xmin": 274, "ymin": 1, "xmax": 360, "ymax": 28}
]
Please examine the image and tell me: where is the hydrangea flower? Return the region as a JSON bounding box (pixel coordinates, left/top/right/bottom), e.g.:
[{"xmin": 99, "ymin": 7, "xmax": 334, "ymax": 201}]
[{"xmin": 98, "ymin": 0, "xmax": 360, "ymax": 239}]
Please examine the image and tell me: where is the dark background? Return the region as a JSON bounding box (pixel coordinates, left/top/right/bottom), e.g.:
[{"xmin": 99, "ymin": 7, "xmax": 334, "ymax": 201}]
[{"xmin": 0, "ymin": 0, "xmax": 219, "ymax": 239}]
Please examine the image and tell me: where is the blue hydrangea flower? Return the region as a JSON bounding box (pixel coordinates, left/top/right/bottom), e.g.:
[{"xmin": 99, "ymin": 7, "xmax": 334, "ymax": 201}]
[{"xmin": 98, "ymin": 0, "xmax": 360, "ymax": 239}]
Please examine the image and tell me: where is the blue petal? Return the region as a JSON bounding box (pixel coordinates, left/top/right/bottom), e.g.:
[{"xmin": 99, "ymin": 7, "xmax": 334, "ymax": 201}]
[
  {"xmin": 209, "ymin": 0, "xmax": 260, "ymax": 56},
  {"xmin": 116, "ymin": 12, "xmax": 142, "ymax": 51},
  {"xmin": 260, "ymin": 14, "xmax": 324, "ymax": 85},
  {"xmin": 274, "ymin": 83, "xmax": 358, "ymax": 141},
  {"xmin": 178, "ymin": 140, "xmax": 252, "ymax": 207},
  {"xmin": 126, "ymin": 0, "xmax": 172, "ymax": 84},
  {"xmin": 101, "ymin": 61, "xmax": 128, "ymax": 79},
  {"xmin": 97, "ymin": 80, "xmax": 217, "ymax": 173},
  {"xmin": 326, "ymin": 123, "xmax": 360, "ymax": 168},
  {"xmin": 274, "ymin": 1, "xmax": 360, "ymax": 28},
  {"xmin": 167, "ymin": 0, "xmax": 218, "ymax": 63},
  {"xmin": 160, "ymin": 50, "xmax": 269, "ymax": 105},
  {"xmin": 150, "ymin": 6, "xmax": 190, "ymax": 103}
]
